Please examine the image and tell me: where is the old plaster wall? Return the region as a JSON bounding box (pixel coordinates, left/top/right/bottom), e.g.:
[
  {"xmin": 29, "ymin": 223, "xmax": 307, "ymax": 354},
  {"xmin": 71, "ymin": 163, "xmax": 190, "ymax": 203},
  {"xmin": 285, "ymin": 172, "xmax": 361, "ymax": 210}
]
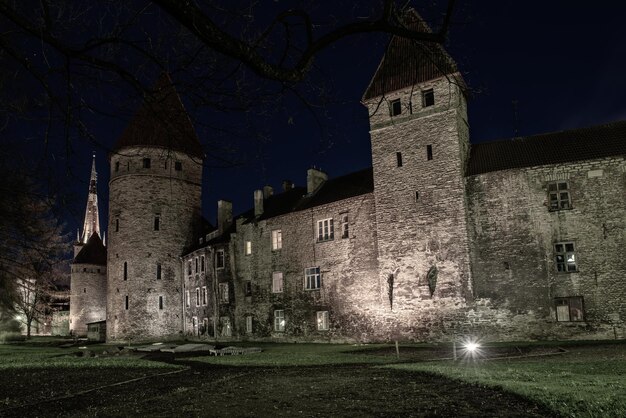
[
  {"xmin": 106, "ymin": 147, "xmax": 202, "ymax": 342},
  {"xmin": 467, "ymin": 157, "xmax": 626, "ymax": 339}
]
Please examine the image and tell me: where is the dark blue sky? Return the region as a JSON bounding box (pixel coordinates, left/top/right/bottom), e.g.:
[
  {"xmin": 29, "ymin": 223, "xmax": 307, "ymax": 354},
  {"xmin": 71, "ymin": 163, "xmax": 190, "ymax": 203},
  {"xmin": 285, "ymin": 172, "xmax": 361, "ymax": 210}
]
[{"xmin": 62, "ymin": 1, "xmax": 626, "ymax": 236}]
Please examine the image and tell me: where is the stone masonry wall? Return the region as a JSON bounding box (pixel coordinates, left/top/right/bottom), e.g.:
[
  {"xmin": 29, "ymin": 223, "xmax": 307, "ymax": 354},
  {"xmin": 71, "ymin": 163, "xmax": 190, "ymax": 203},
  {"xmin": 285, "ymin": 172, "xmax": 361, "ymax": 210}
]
[
  {"xmin": 69, "ymin": 263, "xmax": 107, "ymax": 336},
  {"xmin": 107, "ymin": 146, "xmax": 202, "ymax": 342},
  {"xmin": 467, "ymin": 157, "xmax": 626, "ymax": 340}
]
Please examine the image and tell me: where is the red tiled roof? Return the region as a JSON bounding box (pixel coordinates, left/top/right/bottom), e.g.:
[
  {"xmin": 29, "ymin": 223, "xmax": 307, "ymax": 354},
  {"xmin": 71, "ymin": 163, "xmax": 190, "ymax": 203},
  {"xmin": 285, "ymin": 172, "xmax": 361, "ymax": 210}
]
[
  {"xmin": 467, "ymin": 121, "xmax": 626, "ymax": 176},
  {"xmin": 363, "ymin": 10, "xmax": 460, "ymax": 100},
  {"xmin": 113, "ymin": 73, "xmax": 204, "ymax": 159}
]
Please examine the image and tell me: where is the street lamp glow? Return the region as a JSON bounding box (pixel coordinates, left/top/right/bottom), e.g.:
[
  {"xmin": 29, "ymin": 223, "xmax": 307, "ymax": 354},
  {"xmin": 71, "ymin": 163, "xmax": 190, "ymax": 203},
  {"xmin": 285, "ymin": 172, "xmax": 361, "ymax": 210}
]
[{"xmin": 465, "ymin": 341, "xmax": 479, "ymax": 352}]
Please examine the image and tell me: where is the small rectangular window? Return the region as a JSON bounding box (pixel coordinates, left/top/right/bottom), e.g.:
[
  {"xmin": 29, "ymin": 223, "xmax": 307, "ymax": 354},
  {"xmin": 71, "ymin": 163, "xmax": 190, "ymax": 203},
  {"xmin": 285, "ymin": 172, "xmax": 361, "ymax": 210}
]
[
  {"xmin": 185, "ymin": 290, "xmax": 190, "ymax": 307},
  {"xmin": 422, "ymin": 89, "xmax": 434, "ymax": 107},
  {"xmin": 389, "ymin": 99, "xmax": 401, "ymax": 116},
  {"xmin": 125, "ymin": 295, "xmax": 129, "ymax": 310},
  {"xmin": 154, "ymin": 216, "xmax": 160, "ymax": 231},
  {"xmin": 554, "ymin": 242, "xmax": 577, "ymax": 272},
  {"xmin": 396, "ymin": 152, "xmax": 403, "ymax": 167},
  {"xmin": 246, "ymin": 316, "xmax": 253, "ymax": 334},
  {"xmin": 271, "ymin": 230, "xmax": 283, "ymax": 251},
  {"xmin": 195, "ymin": 257, "xmax": 198, "ymax": 273},
  {"xmin": 316, "ymin": 218, "xmax": 334, "ymax": 242},
  {"xmin": 159, "ymin": 296, "xmax": 163, "ymax": 310},
  {"xmin": 175, "ymin": 161, "xmax": 182, "ymax": 171},
  {"xmin": 156, "ymin": 263, "xmax": 161, "ymax": 280},
  {"xmin": 426, "ymin": 145, "xmax": 433, "ymax": 160},
  {"xmin": 195, "ymin": 287, "xmax": 200, "ymax": 307},
  {"xmin": 415, "ymin": 191, "xmax": 419, "ymax": 201},
  {"xmin": 216, "ymin": 250, "xmax": 225, "ymax": 269},
  {"xmin": 341, "ymin": 214, "xmax": 349, "ymax": 239},
  {"xmin": 219, "ymin": 283, "xmax": 229, "ymax": 304},
  {"xmin": 245, "ymin": 241, "xmax": 252, "ymax": 255},
  {"xmin": 143, "ymin": 158, "xmax": 151, "ymax": 168},
  {"xmin": 187, "ymin": 260, "xmax": 192, "ymax": 276},
  {"xmin": 272, "ymin": 272, "xmax": 284, "ymax": 293},
  {"xmin": 305, "ymin": 267, "xmax": 321, "ymax": 290},
  {"xmin": 201, "ymin": 255, "xmax": 205, "ymax": 272},
  {"xmin": 555, "ymin": 297, "xmax": 584, "ymax": 322},
  {"xmin": 245, "ymin": 281, "xmax": 252, "ymax": 297},
  {"xmin": 115, "ymin": 218, "xmax": 119, "ymax": 232},
  {"xmin": 317, "ymin": 311, "xmax": 329, "ymax": 331},
  {"xmin": 115, "ymin": 161, "xmax": 120, "ymax": 172},
  {"xmin": 274, "ymin": 310, "xmax": 285, "ymax": 332},
  {"xmin": 202, "ymin": 286, "xmax": 207, "ymax": 305},
  {"xmin": 123, "ymin": 262, "xmax": 127, "ymax": 281},
  {"xmin": 548, "ymin": 182, "xmax": 572, "ymax": 210}
]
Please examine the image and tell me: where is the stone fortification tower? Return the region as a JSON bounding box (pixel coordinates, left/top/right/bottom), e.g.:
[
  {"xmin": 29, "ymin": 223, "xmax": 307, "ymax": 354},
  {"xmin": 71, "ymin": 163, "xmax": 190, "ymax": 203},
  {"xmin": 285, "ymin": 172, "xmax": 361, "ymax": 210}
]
[
  {"xmin": 106, "ymin": 74, "xmax": 204, "ymax": 342},
  {"xmin": 70, "ymin": 154, "xmax": 107, "ymax": 336},
  {"xmin": 362, "ymin": 11, "xmax": 472, "ymax": 331}
]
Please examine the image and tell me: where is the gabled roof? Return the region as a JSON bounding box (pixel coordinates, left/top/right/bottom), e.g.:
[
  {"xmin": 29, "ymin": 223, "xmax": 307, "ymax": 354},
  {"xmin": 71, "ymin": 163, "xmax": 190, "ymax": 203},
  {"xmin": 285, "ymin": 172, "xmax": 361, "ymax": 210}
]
[
  {"xmin": 239, "ymin": 168, "xmax": 374, "ymax": 224},
  {"xmin": 467, "ymin": 120, "xmax": 626, "ymax": 176},
  {"xmin": 73, "ymin": 233, "xmax": 107, "ymax": 265},
  {"xmin": 362, "ymin": 10, "xmax": 460, "ymax": 100},
  {"xmin": 113, "ymin": 73, "xmax": 204, "ymax": 159}
]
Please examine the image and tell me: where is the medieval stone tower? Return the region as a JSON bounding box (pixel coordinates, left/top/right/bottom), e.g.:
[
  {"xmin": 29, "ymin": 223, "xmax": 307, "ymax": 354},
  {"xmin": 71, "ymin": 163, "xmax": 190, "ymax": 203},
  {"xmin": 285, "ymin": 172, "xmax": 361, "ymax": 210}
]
[
  {"xmin": 70, "ymin": 154, "xmax": 107, "ymax": 336},
  {"xmin": 106, "ymin": 74, "xmax": 204, "ymax": 342},
  {"xmin": 362, "ymin": 12, "xmax": 472, "ymax": 331}
]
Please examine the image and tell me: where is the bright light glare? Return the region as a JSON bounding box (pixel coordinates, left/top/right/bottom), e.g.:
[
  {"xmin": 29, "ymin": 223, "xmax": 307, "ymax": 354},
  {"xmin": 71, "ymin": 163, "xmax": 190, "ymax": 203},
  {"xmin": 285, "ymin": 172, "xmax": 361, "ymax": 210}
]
[{"xmin": 465, "ymin": 342, "xmax": 479, "ymax": 352}]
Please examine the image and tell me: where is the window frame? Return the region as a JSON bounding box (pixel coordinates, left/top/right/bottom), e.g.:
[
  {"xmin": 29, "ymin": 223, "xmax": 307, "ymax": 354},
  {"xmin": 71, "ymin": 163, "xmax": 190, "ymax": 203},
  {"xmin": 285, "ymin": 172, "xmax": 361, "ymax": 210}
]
[
  {"xmin": 202, "ymin": 286, "xmax": 207, "ymax": 305},
  {"xmin": 219, "ymin": 283, "xmax": 229, "ymax": 304},
  {"xmin": 174, "ymin": 161, "xmax": 182, "ymax": 171},
  {"xmin": 554, "ymin": 242, "xmax": 577, "ymax": 273},
  {"xmin": 305, "ymin": 267, "xmax": 321, "ymax": 290},
  {"xmin": 548, "ymin": 181, "xmax": 572, "ymax": 211},
  {"xmin": 244, "ymin": 241, "xmax": 252, "ymax": 255},
  {"xmin": 341, "ymin": 214, "xmax": 349, "ymax": 239},
  {"xmin": 156, "ymin": 263, "xmax": 161, "ymax": 280},
  {"xmin": 271, "ymin": 229, "xmax": 283, "ymax": 251},
  {"xmin": 215, "ymin": 250, "xmax": 225, "ymax": 269},
  {"xmin": 158, "ymin": 295, "xmax": 164, "ymax": 310},
  {"xmin": 272, "ymin": 271, "xmax": 284, "ymax": 293},
  {"xmin": 125, "ymin": 295, "xmax": 129, "ymax": 310},
  {"xmin": 142, "ymin": 157, "xmax": 151, "ymax": 169},
  {"xmin": 389, "ymin": 99, "xmax": 401, "ymax": 116},
  {"xmin": 154, "ymin": 216, "xmax": 160, "ymax": 231},
  {"xmin": 316, "ymin": 218, "xmax": 334, "ymax": 242},
  {"xmin": 274, "ymin": 310, "xmax": 285, "ymax": 332},
  {"xmin": 422, "ymin": 89, "xmax": 435, "ymax": 107},
  {"xmin": 555, "ymin": 296, "xmax": 584, "ymax": 322},
  {"xmin": 195, "ymin": 287, "xmax": 200, "ymax": 307},
  {"xmin": 317, "ymin": 311, "xmax": 329, "ymax": 331},
  {"xmin": 246, "ymin": 316, "xmax": 253, "ymax": 334}
]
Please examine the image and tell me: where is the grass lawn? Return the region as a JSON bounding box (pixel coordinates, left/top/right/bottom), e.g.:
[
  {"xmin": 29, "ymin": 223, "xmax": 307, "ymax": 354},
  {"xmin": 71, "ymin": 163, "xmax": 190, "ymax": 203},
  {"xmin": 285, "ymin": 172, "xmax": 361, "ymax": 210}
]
[{"xmin": 1, "ymin": 338, "xmax": 624, "ymax": 417}]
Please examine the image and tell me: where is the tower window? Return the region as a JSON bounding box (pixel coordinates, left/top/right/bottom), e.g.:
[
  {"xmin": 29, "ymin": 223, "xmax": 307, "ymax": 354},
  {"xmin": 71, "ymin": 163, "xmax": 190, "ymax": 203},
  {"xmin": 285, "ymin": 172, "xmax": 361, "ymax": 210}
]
[
  {"xmin": 396, "ymin": 152, "xmax": 403, "ymax": 167},
  {"xmin": 415, "ymin": 191, "xmax": 419, "ymax": 201},
  {"xmin": 143, "ymin": 158, "xmax": 151, "ymax": 168},
  {"xmin": 154, "ymin": 216, "xmax": 160, "ymax": 231},
  {"xmin": 422, "ymin": 89, "xmax": 435, "ymax": 107},
  {"xmin": 389, "ymin": 99, "xmax": 401, "ymax": 116},
  {"xmin": 123, "ymin": 262, "xmax": 128, "ymax": 281},
  {"xmin": 159, "ymin": 296, "xmax": 164, "ymax": 310},
  {"xmin": 156, "ymin": 263, "xmax": 161, "ymax": 280},
  {"xmin": 426, "ymin": 145, "xmax": 433, "ymax": 161},
  {"xmin": 175, "ymin": 161, "xmax": 182, "ymax": 171},
  {"xmin": 125, "ymin": 295, "xmax": 129, "ymax": 310},
  {"xmin": 115, "ymin": 219, "xmax": 119, "ymax": 232},
  {"xmin": 201, "ymin": 255, "xmax": 205, "ymax": 272},
  {"xmin": 115, "ymin": 161, "xmax": 120, "ymax": 172}
]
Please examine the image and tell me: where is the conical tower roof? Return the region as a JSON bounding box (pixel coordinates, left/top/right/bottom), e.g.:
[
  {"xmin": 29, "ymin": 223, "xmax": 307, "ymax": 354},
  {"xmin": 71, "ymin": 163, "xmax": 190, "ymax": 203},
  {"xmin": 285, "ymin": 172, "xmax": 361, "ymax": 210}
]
[
  {"xmin": 74, "ymin": 232, "xmax": 107, "ymax": 265},
  {"xmin": 362, "ymin": 10, "xmax": 462, "ymax": 100},
  {"xmin": 113, "ymin": 73, "xmax": 204, "ymax": 159},
  {"xmin": 80, "ymin": 152, "xmax": 100, "ymax": 243}
]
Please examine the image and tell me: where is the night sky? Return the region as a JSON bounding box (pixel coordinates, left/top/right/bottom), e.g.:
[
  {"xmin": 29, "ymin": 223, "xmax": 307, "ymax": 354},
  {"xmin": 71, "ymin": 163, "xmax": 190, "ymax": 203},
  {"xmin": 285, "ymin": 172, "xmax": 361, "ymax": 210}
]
[{"xmin": 16, "ymin": 1, "xmax": 626, "ymax": 238}]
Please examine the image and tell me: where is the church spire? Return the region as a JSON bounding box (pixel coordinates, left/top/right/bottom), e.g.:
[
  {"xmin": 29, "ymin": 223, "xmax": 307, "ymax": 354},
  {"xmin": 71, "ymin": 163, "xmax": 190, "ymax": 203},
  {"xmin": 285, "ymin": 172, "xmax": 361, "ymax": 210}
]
[{"xmin": 81, "ymin": 152, "xmax": 101, "ymax": 243}]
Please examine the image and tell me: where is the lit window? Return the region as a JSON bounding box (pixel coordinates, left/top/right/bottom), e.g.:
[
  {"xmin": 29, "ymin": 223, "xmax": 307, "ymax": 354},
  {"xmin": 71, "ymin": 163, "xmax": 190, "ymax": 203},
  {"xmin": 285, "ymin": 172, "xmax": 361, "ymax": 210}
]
[
  {"xmin": 158, "ymin": 296, "xmax": 163, "ymax": 310},
  {"xmin": 274, "ymin": 310, "xmax": 285, "ymax": 331},
  {"xmin": 548, "ymin": 182, "xmax": 572, "ymax": 210},
  {"xmin": 272, "ymin": 229, "xmax": 283, "ymax": 251},
  {"xmin": 341, "ymin": 214, "xmax": 349, "ymax": 239},
  {"xmin": 555, "ymin": 297, "xmax": 584, "ymax": 322},
  {"xmin": 185, "ymin": 290, "xmax": 190, "ymax": 307},
  {"xmin": 175, "ymin": 161, "xmax": 182, "ymax": 171},
  {"xmin": 305, "ymin": 267, "xmax": 321, "ymax": 290},
  {"xmin": 426, "ymin": 144, "xmax": 433, "ymax": 160},
  {"xmin": 316, "ymin": 218, "xmax": 334, "ymax": 242},
  {"xmin": 389, "ymin": 99, "xmax": 401, "ymax": 116},
  {"xmin": 272, "ymin": 272, "xmax": 284, "ymax": 293},
  {"xmin": 554, "ymin": 242, "xmax": 577, "ymax": 272},
  {"xmin": 202, "ymin": 286, "xmax": 207, "ymax": 305},
  {"xmin": 219, "ymin": 283, "xmax": 229, "ymax": 304},
  {"xmin": 245, "ymin": 241, "xmax": 252, "ymax": 255},
  {"xmin": 422, "ymin": 89, "xmax": 434, "ymax": 107},
  {"xmin": 216, "ymin": 250, "xmax": 225, "ymax": 269},
  {"xmin": 143, "ymin": 158, "xmax": 151, "ymax": 168},
  {"xmin": 156, "ymin": 263, "xmax": 161, "ymax": 280},
  {"xmin": 154, "ymin": 216, "xmax": 160, "ymax": 231},
  {"xmin": 195, "ymin": 287, "xmax": 200, "ymax": 307},
  {"xmin": 246, "ymin": 316, "xmax": 253, "ymax": 334},
  {"xmin": 317, "ymin": 311, "xmax": 329, "ymax": 331}
]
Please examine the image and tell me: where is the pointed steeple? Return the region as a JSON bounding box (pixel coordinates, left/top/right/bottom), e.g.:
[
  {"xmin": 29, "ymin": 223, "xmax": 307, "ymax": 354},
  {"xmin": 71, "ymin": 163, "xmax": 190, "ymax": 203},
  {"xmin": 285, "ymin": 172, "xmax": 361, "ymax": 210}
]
[{"xmin": 81, "ymin": 152, "xmax": 101, "ymax": 244}]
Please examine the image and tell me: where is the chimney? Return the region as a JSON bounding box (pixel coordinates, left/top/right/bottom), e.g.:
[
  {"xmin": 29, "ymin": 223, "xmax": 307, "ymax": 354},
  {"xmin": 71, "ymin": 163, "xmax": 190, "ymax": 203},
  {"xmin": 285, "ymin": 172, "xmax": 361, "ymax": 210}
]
[
  {"xmin": 263, "ymin": 185, "xmax": 273, "ymax": 199},
  {"xmin": 282, "ymin": 180, "xmax": 294, "ymax": 192},
  {"xmin": 307, "ymin": 167, "xmax": 328, "ymax": 194},
  {"xmin": 217, "ymin": 200, "xmax": 233, "ymax": 234},
  {"xmin": 254, "ymin": 189, "xmax": 263, "ymax": 217}
]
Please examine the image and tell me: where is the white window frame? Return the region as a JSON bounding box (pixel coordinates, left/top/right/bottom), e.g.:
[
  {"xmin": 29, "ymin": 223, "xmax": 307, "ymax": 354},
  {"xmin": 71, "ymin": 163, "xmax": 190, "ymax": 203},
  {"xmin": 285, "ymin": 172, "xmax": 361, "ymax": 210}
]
[
  {"xmin": 271, "ymin": 229, "xmax": 283, "ymax": 251},
  {"xmin": 216, "ymin": 249, "xmax": 225, "ymax": 269},
  {"xmin": 316, "ymin": 218, "xmax": 334, "ymax": 242},
  {"xmin": 246, "ymin": 316, "xmax": 253, "ymax": 334},
  {"xmin": 274, "ymin": 310, "xmax": 285, "ymax": 332},
  {"xmin": 317, "ymin": 311, "xmax": 329, "ymax": 331},
  {"xmin": 272, "ymin": 272, "xmax": 284, "ymax": 293},
  {"xmin": 202, "ymin": 286, "xmax": 207, "ymax": 306},
  {"xmin": 219, "ymin": 283, "xmax": 229, "ymax": 304},
  {"xmin": 305, "ymin": 267, "xmax": 321, "ymax": 290},
  {"xmin": 245, "ymin": 241, "xmax": 252, "ymax": 255}
]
